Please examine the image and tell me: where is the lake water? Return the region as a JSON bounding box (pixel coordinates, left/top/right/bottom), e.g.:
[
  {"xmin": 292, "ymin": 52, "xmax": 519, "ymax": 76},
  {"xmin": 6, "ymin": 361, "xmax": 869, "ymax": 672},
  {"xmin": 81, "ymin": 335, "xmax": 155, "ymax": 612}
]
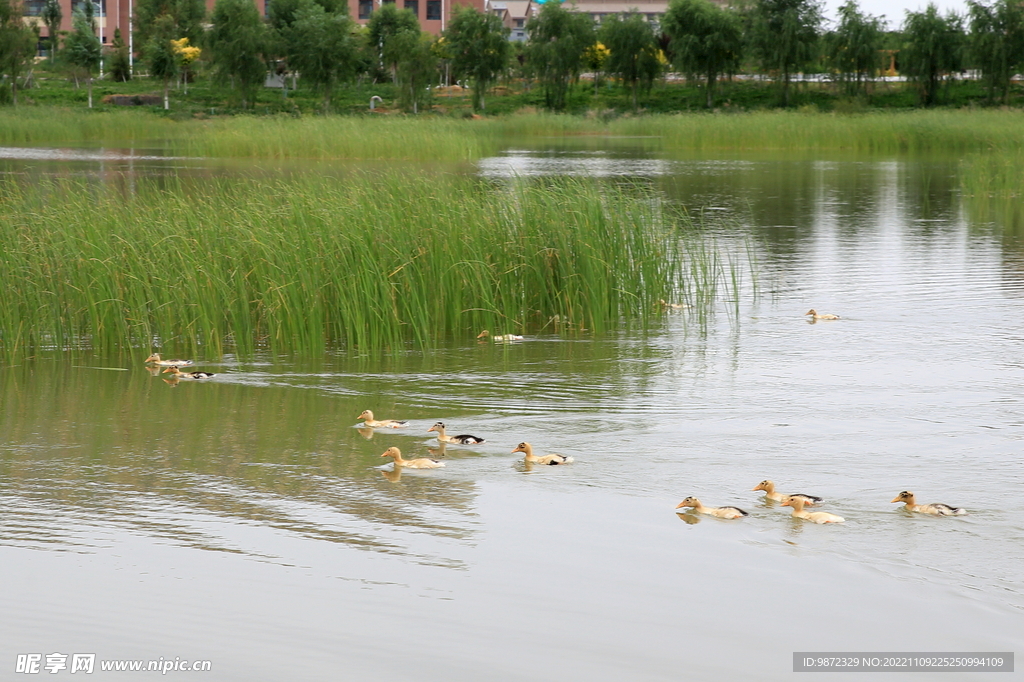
[{"xmin": 1, "ymin": 142, "xmax": 1022, "ymax": 681}]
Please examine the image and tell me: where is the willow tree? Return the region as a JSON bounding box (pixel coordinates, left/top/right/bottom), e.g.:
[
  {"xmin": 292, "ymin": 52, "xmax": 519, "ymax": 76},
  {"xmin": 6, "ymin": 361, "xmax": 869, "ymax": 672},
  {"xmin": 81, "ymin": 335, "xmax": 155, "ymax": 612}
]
[
  {"xmin": 444, "ymin": 7, "xmax": 510, "ymax": 111},
  {"xmin": 525, "ymin": 2, "xmax": 595, "ymax": 110},
  {"xmin": 967, "ymin": 0, "xmax": 1024, "ymax": 103},
  {"xmin": 0, "ymin": 0, "xmax": 36, "ymax": 105},
  {"xmin": 283, "ymin": 0, "xmax": 361, "ymax": 112},
  {"xmin": 750, "ymin": 0, "xmax": 822, "ymax": 106},
  {"xmin": 393, "ymin": 30, "xmax": 437, "ymax": 113},
  {"xmin": 366, "ymin": 2, "xmax": 419, "ymax": 82},
  {"xmin": 109, "ymin": 27, "xmax": 132, "ymax": 81},
  {"xmin": 901, "ymin": 4, "xmax": 964, "ymax": 106},
  {"xmin": 825, "ymin": 0, "xmax": 883, "ymax": 96},
  {"xmin": 63, "ymin": 5, "xmax": 102, "ymax": 107},
  {"xmin": 41, "ymin": 0, "xmax": 62, "ymax": 62},
  {"xmin": 599, "ymin": 12, "xmax": 662, "ymax": 109},
  {"xmin": 663, "ymin": 0, "xmax": 743, "ymax": 108},
  {"xmin": 147, "ymin": 15, "xmax": 178, "ymax": 109},
  {"xmin": 133, "ymin": 0, "xmax": 206, "ymax": 50},
  {"xmin": 209, "ymin": 0, "xmax": 269, "ymax": 107}
]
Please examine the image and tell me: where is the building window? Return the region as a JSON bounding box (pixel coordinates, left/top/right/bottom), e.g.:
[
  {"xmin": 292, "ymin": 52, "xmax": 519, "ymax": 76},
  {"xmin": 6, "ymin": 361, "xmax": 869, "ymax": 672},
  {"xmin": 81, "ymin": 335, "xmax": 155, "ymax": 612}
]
[
  {"xmin": 513, "ymin": 17, "xmax": 523, "ymax": 27},
  {"xmin": 359, "ymin": 0, "xmax": 372, "ymax": 18},
  {"xmin": 426, "ymin": 0, "xmax": 440, "ymax": 20},
  {"xmin": 404, "ymin": 0, "xmax": 418, "ymax": 16},
  {"xmin": 23, "ymin": 0, "xmax": 45, "ymax": 15}
]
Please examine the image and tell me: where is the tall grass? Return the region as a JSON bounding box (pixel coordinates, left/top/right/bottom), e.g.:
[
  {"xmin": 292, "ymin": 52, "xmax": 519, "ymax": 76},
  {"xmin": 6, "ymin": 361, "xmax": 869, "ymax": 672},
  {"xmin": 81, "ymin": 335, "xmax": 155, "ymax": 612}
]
[
  {"xmin": 602, "ymin": 110, "xmax": 1022, "ymax": 153},
  {"xmin": 0, "ymin": 173, "xmax": 741, "ymax": 359},
  {"xmin": 0, "ymin": 108, "xmax": 182, "ymax": 145},
  {"xmin": 180, "ymin": 116, "xmax": 496, "ymax": 160},
  {"xmin": 5, "ymin": 108, "xmax": 1024, "ymax": 157},
  {"xmin": 960, "ymin": 151, "xmax": 1024, "ymax": 233}
]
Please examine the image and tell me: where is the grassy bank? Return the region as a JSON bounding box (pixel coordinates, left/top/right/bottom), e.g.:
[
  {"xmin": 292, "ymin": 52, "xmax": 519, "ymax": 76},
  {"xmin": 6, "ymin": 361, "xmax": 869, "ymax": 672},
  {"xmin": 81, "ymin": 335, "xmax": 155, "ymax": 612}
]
[
  {"xmin": 0, "ymin": 174, "xmax": 741, "ymax": 359},
  {"xmin": 960, "ymin": 152, "xmax": 1024, "ymax": 233},
  {"xmin": 3, "ymin": 108, "xmax": 1023, "ymax": 158}
]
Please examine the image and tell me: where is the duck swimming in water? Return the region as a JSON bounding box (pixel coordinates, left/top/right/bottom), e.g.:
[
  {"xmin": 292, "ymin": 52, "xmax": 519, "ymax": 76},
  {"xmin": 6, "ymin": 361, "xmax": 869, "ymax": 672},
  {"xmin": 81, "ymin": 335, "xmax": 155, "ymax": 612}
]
[
  {"xmin": 752, "ymin": 480, "xmax": 823, "ymax": 506},
  {"xmin": 427, "ymin": 422, "xmax": 485, "ymax": 445},
  {"xmin": 675, "ymin": 497, "xmax": 748, "ymax": 519},
  {"xmin": 805, "ymin": 309, "xmax": 840, "ymax": 320},
  {"xmin": 477, "ymin": 330, "xmax": 524, "ymax": 342},
  {"xmin": 512, "ymin": 442, "xmax": 573, "ymax": 465},
  {"xmin": 145, "ymin": 353, "xmax": 194, "ymax": 367},
  {"xmin": 891, "ymin": 491, "xmax": 966, "ymax": 516},
  {"xmin": 162, "ymin": 366, "xmax": 215, "ymax": 379},
  {"xmin": 781, "ymin": 496, "xmax": 844, "ymax": 523},
  {"xmin": 357, "ymin": 410, "xmax": 408, "ymax": 428},
  {"xmin": 380, "ymin": 447, "xmax": 444, "ymax": 469}
]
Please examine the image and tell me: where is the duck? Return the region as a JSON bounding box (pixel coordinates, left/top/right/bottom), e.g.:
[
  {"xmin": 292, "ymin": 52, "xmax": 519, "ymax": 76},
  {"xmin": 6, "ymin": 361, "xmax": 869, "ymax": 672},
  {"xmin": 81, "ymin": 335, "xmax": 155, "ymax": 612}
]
[
  {"xmin": 891, "ymin": 491, "xmax": 966, "ymax": 516},
  {"xmin": 781, "ymin": 496, "xmax": 844, "ymax": 523},
  {"xmin": 427, "ymin": 422, "xmax": 485, "ymax": 445},
  {"xmin": 511, "ymin": 442, "xmax": 573, "ymax": 465},
  {"xmin": 380, "ymin": 446, "xmax": 444, "ymax": 469},
  {"xmin": 357, "ymin": 410, "xmax": 408, "ymax": 429},
  {"xmin": 675, "ymin": 497, "xmax": 748, "ymax": 519},
  {"xmin": 145, "ymin": 353, "xmax": 194, "ymax": 367},
  {"xmin": 658, "ymin": 299, "xmax": 686, "ymax": 311},
  {"xmin": 477, "ymin": 330, "xmax": 524, "ymax": 342},
  {"xmin": 805, "ymin": 309, "xmax": 840, "ymax": 320},
  {"xmin": 162, "ymin": 366, "xmax": 216, "ymax": 379},
  {"xmin": 752, "ymin": 480, "xmax": 823, "ymax": 506}
]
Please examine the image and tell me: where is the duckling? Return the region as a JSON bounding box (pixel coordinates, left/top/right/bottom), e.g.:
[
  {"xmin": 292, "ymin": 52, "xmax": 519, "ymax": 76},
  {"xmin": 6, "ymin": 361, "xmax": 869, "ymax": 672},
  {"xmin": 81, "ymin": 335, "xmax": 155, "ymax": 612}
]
[
  {"xmin": 427, "ymin": 422, "xmax": 485, "ymax": 445},
  {"xmin": 511, "ymin": 442, "xmax": 573, "ymax": 465},
  {"xmin": 476, "ymin": 330, "xmax": 524, "ymax": 342},
  {"xmin": 145, "ymin": 353, "xmax": 194, "ymax": 367},
  {"xmin": 891, "ymin": 491, "xmax": 965, "ymax": 516},
  {"xmin": 781, "ymin": 496, "xmax": 844, "ymax": 523},
  {"xmin": 657, "ymin": 299, "xmax": 686, "ymax": 311},
  {"xmin": 162, "ymin": 366, "xmax": 216, "ymax": 379},
  {"xmin": 805, "ymin": 309, "xmax": 840, "ymax": 320},
  {"xmin": 752, "ymin": 480, "xmax": 823, "ymax": 505},
  {"xmin": 357, "ymin": 410, "xmax": 408, "ymax": 429},
  {"xmin": 675, "ymin": 497, "xmax": 748, "ymax": 519},
  {"xmin": 380, "ymin": 447, "xmax": 444, "ymax": 469}
]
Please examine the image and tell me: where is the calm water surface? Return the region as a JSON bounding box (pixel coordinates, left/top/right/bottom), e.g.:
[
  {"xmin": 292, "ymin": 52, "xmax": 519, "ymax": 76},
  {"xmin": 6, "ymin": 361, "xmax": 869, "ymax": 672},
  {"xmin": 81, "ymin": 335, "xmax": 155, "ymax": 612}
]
[{"xmin": 1, "ymin": 143, "xmax": 1022, "ymax": 681}]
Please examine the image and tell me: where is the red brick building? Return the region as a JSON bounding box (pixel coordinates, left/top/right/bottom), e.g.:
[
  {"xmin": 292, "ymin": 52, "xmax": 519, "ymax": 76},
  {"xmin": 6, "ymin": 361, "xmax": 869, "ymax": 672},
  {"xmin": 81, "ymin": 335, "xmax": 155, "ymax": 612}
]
[
  {"xmin": 349, "ymin": 0, "xmax": 484, "ymax": 34},
  {"xmin": 25, "ymin": 0, "xmax": 477, "ymax": 55}
]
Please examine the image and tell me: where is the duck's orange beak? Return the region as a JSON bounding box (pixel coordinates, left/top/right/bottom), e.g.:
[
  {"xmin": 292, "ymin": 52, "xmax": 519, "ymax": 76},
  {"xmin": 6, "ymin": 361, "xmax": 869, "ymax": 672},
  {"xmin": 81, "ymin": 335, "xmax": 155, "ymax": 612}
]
[
  {"xmin": 890, "ymin": 496, "xmax": 902, "ymax": 503},
  {"xmin": 781, "ymin": 499, "xmax": 792, "ymax": 507}
]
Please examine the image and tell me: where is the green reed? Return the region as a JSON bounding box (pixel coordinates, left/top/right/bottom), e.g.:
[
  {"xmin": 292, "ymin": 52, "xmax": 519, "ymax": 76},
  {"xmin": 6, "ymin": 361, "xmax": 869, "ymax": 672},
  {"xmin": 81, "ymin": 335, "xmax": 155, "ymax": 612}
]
[
  {"xmin": 0, "ymin": 108, "xmax": 183, "ymax": 145},
  {"xmin": 0, "ymin": 173, "xmax": 743, "ymax": 359},
  {"xmin": 5, "ymin": 108, "xmax": 1024, "ymax": 158},
  {"xmin": 959, "ymin": 151, "xmax": 1024, "ymax": 234}
]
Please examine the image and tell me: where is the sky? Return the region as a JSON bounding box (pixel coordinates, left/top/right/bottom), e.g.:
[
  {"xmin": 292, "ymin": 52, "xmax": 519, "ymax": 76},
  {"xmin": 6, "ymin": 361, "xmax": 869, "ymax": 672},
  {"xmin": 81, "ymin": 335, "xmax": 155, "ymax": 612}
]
[{"xmin": 819, "ymin": 0, "xmax": 967, "ymax": 28}]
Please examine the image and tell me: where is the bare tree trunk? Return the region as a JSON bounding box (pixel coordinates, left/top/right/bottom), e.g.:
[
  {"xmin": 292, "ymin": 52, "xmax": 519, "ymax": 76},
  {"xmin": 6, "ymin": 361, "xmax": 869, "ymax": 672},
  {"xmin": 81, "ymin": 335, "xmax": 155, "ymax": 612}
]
[
  {"xmin": 163, "ymin": 79, "xmax": 169, "ymax": 109},
  {"xmin": 87, "ymin": 77, "xmax": 93, "ymax": 108}
]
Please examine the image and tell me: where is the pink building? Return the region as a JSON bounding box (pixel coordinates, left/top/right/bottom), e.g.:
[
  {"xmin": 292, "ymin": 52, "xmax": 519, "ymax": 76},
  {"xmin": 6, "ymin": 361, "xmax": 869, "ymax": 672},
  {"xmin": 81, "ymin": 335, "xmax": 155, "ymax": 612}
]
[
  {"xmin": 349, "ymin": 0, "xmax": 484, "ymax": 35},
  {"xmin": 25, "ymin": 0, "xmax": 476, "ymax": 55}
]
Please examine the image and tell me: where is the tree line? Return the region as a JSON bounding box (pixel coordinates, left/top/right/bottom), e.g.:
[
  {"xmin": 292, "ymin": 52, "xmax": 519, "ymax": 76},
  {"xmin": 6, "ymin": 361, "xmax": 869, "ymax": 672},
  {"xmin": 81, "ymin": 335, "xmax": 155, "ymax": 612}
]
[{"xmin": 3, "ymin": 0, "xmax": 1024, "ymax": 110}]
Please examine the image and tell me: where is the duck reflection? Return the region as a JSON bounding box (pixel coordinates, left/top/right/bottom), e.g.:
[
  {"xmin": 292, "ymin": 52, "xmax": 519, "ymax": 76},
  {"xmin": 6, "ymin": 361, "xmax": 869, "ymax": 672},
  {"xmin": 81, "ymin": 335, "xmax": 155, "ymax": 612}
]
[{"xmin": 675, "ymin": 511, "xmax": 701, "ymax": 525}]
